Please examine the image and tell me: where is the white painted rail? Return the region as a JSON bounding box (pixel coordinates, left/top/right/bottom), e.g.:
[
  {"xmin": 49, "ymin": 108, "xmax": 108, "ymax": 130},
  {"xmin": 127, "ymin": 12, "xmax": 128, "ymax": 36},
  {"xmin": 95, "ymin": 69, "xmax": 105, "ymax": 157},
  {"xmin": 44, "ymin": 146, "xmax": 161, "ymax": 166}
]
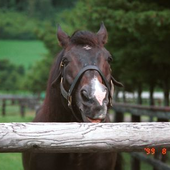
[{"xmin": 0, "ymin": 122, "xmax": 170, "ymax": 153}]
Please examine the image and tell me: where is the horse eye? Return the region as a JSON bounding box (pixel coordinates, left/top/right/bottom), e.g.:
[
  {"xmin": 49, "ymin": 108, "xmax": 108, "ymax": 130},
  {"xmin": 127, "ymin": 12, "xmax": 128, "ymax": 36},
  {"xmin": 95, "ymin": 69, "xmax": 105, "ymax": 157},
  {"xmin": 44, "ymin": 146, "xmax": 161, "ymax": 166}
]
[
  {"xmin": 62, "ymin": 58, "xmax": 69, "ymax": 66},
  {"xmin": 107, "ymin": 56, "xmax": 113, "ymax": 63}
]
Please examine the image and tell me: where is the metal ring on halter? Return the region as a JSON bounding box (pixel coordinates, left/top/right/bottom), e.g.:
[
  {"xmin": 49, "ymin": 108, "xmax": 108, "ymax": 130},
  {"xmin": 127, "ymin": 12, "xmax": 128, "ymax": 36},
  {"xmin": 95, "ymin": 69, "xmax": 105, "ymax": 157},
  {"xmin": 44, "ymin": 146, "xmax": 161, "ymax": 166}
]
[{"xmin": 68, "ymin": 96, "xmax": 72, "ymax": 107}]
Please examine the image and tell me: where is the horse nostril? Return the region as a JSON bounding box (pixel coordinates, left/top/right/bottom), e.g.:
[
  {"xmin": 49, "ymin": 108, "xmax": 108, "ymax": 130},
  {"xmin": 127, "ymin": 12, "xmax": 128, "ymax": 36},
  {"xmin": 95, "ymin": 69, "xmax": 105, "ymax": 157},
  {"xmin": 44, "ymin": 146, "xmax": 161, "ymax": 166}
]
[{"xmin": 81, "ymin": 89, "xmax": 89, "ymax": 101}]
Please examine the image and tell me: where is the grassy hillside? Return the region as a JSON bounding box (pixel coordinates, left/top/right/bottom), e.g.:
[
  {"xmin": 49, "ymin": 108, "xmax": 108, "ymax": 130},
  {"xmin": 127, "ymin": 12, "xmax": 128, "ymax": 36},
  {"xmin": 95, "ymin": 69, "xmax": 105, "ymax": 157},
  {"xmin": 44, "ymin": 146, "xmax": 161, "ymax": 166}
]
[{"xmin": 0, "ymin": 40, "xmax": 48, "ymax": 70}]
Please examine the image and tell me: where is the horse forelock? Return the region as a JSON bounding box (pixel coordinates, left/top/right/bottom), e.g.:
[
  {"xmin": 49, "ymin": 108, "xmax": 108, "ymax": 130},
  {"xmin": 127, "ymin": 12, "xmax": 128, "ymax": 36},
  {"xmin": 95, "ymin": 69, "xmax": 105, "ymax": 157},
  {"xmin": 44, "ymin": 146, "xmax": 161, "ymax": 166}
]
[{"xmin": 70, "ymin": 31, "xmax": 99, "ymax": 47}]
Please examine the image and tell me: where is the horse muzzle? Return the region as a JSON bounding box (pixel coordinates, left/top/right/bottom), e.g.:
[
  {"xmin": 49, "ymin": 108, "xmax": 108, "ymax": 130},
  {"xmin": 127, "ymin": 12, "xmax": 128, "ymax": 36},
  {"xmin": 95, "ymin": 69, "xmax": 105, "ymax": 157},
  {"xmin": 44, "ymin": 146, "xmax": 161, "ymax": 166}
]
[{"xmin": 77, "ymin": 80, "xmax": 109, "ymax": 123}]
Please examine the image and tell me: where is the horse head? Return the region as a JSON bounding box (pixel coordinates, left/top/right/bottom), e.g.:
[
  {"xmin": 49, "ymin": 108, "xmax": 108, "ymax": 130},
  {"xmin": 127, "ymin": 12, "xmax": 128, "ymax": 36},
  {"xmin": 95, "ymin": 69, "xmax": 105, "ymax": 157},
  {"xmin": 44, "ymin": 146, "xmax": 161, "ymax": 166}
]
[{"xmin": 52, "ymin": 23, "xmax": 123, "ymax": 123}]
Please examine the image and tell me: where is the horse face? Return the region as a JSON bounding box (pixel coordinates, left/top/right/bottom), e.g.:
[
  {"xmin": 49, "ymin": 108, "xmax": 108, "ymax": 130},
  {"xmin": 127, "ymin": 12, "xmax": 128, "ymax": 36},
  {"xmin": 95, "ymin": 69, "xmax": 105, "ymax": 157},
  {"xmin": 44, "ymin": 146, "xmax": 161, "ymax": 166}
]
[
  {"xmin": 57, "ymin": 24, "xmax": 114, "ymax": 122},
  {"xmin": 61, "ymin": 45, "xmax": 113, "ymax": 122}
]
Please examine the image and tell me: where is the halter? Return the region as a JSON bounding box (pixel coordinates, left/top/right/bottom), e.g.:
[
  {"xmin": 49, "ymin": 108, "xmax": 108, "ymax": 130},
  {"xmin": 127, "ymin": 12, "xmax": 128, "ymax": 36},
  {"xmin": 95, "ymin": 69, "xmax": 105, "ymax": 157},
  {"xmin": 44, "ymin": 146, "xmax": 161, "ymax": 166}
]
[
  {"xmin": 51, "ymin": 59, "xmax": 123, "ymax": 122},
  {"xmin": 59, "ymin": 63, "xmax": 124, "ymax": 121},
  {"xmin": 60, "ymin": 65, "xmax": 112, "ymax": 107}
]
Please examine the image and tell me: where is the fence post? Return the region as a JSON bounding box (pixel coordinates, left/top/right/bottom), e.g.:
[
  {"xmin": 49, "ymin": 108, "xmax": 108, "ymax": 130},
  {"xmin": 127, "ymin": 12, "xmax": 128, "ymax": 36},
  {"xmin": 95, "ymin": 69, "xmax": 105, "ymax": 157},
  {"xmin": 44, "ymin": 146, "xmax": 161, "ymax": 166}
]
[
  {"xmin": 131, "ymin": 115, "xmax": 141, "ymax": 170},
  {"xmin": 20, "ymin": 101, "xmax": 25, "ymax": 117},
  {"xmin": 115, "ymin": 111, "xmax": 124, "ymax": 122},
  {"xmin": 11, "ymin": 99, "xmax": 15, "ymax": 105},
  {"xmin": 149, "ymin": 85, "xmax": 154, "ymax": 122},
  {"xmin": 115, "ymin": 111, "xmax": 124, "ymax": 170},
  {"xmin": 2, "ymin": 99, "xmax": 6, "ymax": 116},
  {"xmin": 131, "ymin": 87, "xmax": 142, "ymax": 170}
]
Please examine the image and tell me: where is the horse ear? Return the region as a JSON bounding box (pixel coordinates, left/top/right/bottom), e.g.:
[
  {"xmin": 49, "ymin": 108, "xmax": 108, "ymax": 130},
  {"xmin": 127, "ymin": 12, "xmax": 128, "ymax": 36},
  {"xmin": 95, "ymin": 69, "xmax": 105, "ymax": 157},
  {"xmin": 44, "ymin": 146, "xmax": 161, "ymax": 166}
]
[
  {"xmin": 97, "ymin": 22, "xmax": 108, "ymax": 45},
  {"xmin": 57, "ymin": 25, "xmax": 70, "ymax": 48}
]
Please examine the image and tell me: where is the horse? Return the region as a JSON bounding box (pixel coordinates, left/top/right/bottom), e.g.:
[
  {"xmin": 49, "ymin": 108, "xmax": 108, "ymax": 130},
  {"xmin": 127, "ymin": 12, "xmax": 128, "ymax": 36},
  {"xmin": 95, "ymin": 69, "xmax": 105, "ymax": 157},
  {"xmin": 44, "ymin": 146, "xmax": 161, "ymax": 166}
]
[{"xmin": 22, "ymin": 23, "xmax": 123, "ymax": 170}]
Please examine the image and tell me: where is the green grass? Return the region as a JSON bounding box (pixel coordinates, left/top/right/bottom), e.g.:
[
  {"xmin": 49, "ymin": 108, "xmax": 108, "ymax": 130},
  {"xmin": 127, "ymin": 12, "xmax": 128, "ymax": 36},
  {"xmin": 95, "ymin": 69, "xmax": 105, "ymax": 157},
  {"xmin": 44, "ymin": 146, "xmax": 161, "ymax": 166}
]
[
  {"xmin": 0, "ymin": 153, "xmax": 23, "ymax": 170},
  {"xmin": 0, "ymin": 101, "xmax": 34, "ymax": 122},
  {"xmin": 0, "ymin": 40, "xmax": 48, "ymax": 70},
  {"xmin": 122, "ymin": 152, "xmax": 153, "ymax": 170}
]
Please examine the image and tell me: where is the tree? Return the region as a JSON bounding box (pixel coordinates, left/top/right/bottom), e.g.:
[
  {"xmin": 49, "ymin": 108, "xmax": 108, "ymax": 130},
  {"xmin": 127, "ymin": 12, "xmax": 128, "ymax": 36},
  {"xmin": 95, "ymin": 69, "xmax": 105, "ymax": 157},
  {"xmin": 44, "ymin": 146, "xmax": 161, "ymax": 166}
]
[
  {"xmin": 23, "ymin": 56, "xmax": 53, "ymax": 94},
  {"xmin": 0, "ymin": 59, "xmax": 25, "ymax": 91}
]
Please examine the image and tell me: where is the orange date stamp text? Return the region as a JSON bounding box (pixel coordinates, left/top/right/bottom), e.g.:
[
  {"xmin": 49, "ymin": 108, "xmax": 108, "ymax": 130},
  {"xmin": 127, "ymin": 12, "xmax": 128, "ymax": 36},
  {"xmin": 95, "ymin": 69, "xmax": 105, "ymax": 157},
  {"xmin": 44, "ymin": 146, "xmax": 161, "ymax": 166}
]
[{"xmin": 144, "ymin": 148, "xmax": 167, "ymax": 155}]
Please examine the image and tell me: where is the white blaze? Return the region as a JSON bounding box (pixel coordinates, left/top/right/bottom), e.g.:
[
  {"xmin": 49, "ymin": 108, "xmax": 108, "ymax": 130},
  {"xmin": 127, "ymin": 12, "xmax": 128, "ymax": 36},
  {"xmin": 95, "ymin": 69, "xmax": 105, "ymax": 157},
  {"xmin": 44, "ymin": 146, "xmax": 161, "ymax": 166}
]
[
  {"xmin": 91, "ymin": 77, "xmax": 106, "ymax": 105},
  {"xmin": 83, "ymin": 45, "xmax": 92, "ymax": 50}
]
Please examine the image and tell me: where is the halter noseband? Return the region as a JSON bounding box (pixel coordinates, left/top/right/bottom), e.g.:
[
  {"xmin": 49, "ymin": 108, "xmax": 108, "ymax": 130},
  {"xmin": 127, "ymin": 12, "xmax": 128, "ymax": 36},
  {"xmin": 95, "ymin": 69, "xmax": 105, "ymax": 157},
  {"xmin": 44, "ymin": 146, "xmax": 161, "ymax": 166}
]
[
  {"xmin": 60, "ymin": 65, "xmax": 113, "ymax": 108},
  {"xmin": 51, "ymin": 59, "xmax": 123, "ymax": 122},
  {"xmin": 59, "ymin": 65, "xmax": 114, "ymax": 121}
]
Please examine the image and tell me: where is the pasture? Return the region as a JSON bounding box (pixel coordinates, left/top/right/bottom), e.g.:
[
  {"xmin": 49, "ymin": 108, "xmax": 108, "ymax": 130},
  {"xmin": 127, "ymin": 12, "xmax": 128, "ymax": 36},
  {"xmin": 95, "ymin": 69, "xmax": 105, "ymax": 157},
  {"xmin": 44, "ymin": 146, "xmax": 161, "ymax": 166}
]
[{"xmin": 0, "ymin": 40, "xmax": 48, "ymax": 70}]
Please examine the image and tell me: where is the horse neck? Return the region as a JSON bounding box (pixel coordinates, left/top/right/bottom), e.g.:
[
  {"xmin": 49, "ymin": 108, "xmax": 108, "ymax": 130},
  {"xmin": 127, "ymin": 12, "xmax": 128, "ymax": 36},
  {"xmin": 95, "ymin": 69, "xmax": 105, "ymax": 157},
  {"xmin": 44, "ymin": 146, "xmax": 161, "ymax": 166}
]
[{"xmin": 39, "ymin": 85, "xmax": 75, "ymax": 122}]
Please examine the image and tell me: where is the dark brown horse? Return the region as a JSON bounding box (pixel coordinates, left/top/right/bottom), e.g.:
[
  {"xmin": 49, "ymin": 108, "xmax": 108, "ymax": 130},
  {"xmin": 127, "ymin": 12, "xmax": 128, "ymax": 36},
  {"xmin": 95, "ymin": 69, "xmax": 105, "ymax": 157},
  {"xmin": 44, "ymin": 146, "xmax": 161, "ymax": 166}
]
[{"xmin": 22, "ymin": 23, "xmax": 123, "ymax": 170}]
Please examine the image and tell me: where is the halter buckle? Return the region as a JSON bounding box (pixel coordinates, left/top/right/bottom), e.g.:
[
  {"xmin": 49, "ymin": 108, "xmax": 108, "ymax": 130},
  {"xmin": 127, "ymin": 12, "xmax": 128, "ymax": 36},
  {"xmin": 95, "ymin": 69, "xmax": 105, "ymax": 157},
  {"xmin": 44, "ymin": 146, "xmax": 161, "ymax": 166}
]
[
  {"xmin": 68, "ymin": 96, "xmax": 72, "ymax": 107},
  {"xmin": 110, "ymin": 98, "xmax": 113, "ymax": 107},
  {"xmin": 60, "ymin": 61, "xmax": 64, "ymax": 68}
]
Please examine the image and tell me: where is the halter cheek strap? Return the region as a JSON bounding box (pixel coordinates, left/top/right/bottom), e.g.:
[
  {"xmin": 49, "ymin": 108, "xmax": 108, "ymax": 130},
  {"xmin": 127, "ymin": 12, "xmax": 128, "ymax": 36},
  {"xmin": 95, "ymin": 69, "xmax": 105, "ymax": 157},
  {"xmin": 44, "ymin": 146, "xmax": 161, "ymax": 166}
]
[
  {"xmin": 60, "ymin": 77, "xmax": 72, "ymax": 107},
  {"xmin": 60, "ymin": 65, "xmax": 112, "ymax": 107},
  {"xmin": 60, "ymin": 65, "xmax": 115, "ymax": 122},
  {"xmin": 53, "ymin": 64, "xmax": 123, "ymax": 122}
]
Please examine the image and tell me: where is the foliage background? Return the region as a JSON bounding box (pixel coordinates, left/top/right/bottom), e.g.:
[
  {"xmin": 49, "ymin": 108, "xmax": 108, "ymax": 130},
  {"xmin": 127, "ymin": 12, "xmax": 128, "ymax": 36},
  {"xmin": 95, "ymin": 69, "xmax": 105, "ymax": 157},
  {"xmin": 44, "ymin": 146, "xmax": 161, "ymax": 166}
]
[{"xmin": 0, "ymin": 0, "xmax": 169, "ymax": 105}]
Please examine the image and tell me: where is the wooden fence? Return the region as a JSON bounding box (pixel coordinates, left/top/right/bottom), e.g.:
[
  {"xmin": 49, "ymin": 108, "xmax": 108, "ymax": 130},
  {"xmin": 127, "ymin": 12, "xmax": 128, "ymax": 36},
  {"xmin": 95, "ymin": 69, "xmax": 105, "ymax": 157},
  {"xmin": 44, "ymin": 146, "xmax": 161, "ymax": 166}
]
[
  {"xmin": 0, "ymin": 95, "xmax": 40, "ymax": 117},
  {"xmin": 113, "ymin": 102, "xmax": 170, "ymax": 170},
  {"xmin": 0, "ymin": 101, "xmax": 170, "ymax": 170},
  {"xmin": 0, "ymin": 122, "xmax": 170, "ymax": 153}
]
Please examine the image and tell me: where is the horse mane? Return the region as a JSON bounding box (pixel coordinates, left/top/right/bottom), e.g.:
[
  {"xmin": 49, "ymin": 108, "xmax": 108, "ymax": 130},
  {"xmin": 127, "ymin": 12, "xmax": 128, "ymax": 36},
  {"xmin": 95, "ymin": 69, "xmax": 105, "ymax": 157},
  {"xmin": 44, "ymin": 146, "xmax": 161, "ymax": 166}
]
[
  {"xmin": 70, "ymin": 30, "xmax": 100, "ymax": 47},
  {"xmin": 34, "ymin": 50, "xmax": 68, "ymax": 122}
]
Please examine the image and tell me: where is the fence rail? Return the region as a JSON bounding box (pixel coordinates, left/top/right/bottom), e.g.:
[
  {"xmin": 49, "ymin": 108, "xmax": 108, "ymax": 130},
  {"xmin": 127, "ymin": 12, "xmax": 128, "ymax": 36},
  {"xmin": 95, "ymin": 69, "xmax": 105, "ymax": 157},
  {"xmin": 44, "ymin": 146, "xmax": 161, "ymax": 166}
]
[
  {"xmin": 113, "ymin": 102, "xmax": 170, "ymax": 119},
  {"xmin": 0, "ymin": 122, "xmax": 170, "ymax": 153},
  {"xmin": 112, "ymin": 102, "xmax": 170, "ymax": 170},
  {"xmin": 131, "ymin": 153, "xmax": 170, "ymax": 170},
  {"xmin": 0, "ymin": 95, "xmax": 40, "ymax": 117},
  {"xmin": 1, "ymin": 101, "xmax": 170, "ymax": 170},
  {"xmin": 0, "ymin": 95, "xmax": 36, "ymax": 100}
]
